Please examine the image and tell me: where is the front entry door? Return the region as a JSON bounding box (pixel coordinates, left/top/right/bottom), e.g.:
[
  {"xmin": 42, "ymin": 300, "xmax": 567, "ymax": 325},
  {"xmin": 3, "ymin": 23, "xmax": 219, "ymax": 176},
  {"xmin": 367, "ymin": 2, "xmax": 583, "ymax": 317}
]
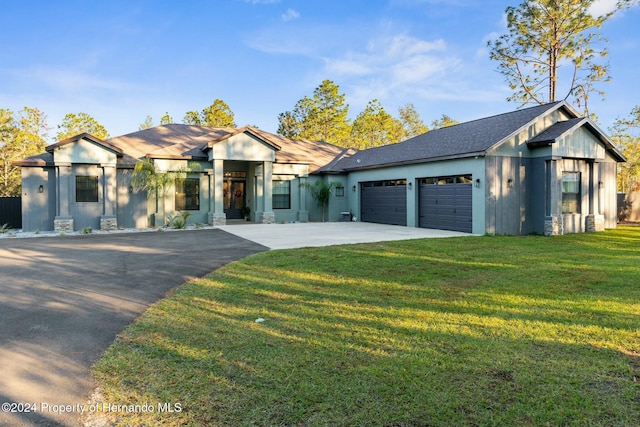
[{"xmin": 224, "ymin": 180, "xmax": 246, "ymax": 219}]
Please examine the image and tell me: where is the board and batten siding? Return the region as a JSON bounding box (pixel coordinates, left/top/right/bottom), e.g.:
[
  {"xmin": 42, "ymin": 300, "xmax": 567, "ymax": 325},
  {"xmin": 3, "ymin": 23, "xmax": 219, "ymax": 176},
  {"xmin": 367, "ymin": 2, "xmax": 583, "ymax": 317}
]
[
  {"xmin": 599, "ymin": 161, "xmax": 618, "ymax": 229},
  {"xmin": 485, "ymin": 156, "xmax": 531, "ymax": 235}
]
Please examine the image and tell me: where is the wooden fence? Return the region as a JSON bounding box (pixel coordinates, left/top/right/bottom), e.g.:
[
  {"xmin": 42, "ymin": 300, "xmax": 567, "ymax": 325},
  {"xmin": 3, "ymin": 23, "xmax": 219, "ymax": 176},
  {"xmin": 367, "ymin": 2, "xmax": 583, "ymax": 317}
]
[
  {"xmin": 618, "ymin": 192, "xmax": 640, "ymax": 222},
  {"xmin": 0, "ymin": 196, "xmax": 22, "ymax": 229}
]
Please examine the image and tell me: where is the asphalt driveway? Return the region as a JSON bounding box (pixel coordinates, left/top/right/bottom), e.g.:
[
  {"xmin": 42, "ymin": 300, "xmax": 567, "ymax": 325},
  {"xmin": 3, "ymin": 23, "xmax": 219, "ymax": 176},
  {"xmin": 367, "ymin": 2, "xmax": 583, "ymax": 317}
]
[{"xmin": 0, "ymin": 229, "xmax": 267, "ymax": 427}]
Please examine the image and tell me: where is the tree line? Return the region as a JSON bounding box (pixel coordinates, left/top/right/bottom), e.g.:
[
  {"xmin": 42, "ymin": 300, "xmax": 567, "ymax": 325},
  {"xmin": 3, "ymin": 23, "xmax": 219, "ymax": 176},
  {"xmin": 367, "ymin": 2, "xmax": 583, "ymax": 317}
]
[{"xmin": 276, "ymin": 80, "xmax": 458, "ymax": 150}]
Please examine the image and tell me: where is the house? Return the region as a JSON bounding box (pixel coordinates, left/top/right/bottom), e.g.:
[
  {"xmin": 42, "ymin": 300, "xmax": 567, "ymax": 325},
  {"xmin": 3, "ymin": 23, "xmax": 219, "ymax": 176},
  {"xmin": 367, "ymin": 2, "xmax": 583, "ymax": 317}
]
[{"xmin": 15, "ymin": 101, "xmax": 625, "ymax": 236}]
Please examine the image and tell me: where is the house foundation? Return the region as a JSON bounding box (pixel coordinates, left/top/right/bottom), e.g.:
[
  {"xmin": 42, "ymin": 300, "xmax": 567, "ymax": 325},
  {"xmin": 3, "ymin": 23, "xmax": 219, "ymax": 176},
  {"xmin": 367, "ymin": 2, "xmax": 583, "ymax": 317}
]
[
  {"xmin": 260, "ymin": 212, "xmax": 275, "ymax": 224},
  {"xmin": 210, "ymin": 212, "xmax": 226, "ymax": 226},
  {"xmin": 100, "ymin": 215, "xmax": 118, "ymax": 231},
  {"xmin": 544, "ymin": 215, "xmax": 563, "ymax": 236},
  {"xmin": 585, "ymin": 214, "xmax": 605, "ymax": 232},
  {"xmin": 54, "ymin": 217, "xmax": 74, "ymax": 233}
]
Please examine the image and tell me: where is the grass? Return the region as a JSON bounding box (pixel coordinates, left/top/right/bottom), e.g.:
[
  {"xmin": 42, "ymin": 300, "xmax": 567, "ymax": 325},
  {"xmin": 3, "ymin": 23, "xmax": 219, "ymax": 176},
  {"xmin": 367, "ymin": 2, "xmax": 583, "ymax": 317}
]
[{"xmin": 92, "ymin": 227, "xmax": 640, "ymax": 426}]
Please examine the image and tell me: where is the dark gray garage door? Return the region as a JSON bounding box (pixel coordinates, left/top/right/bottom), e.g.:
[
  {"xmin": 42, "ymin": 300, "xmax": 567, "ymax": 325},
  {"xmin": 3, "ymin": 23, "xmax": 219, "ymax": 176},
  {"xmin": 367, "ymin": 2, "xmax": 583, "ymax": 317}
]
[
  {"xmin": 360, "ymin": 180, "xmax": 407, "ymax": 226},
  {"xmin": 419, "ymin": 175, "xmax": 472, "ymax": 233}
]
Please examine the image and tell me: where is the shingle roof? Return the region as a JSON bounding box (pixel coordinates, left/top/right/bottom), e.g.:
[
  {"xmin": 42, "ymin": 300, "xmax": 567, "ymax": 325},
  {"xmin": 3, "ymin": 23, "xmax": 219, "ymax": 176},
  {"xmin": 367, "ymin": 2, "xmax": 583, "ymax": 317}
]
[
  {"xmin": 527, "ymin": 117, "xmax": 586, "ymax": 146},
  {"xmin": 319, "ymin": 102, "xmax": 566, "ymax": 172},
  {"xmin": 106, "ymin": 124, "xmax": 231, "ymax": 164},
  {"xmin": 17, "ymin": 124, "xmax": 346, "ymax": 173}
]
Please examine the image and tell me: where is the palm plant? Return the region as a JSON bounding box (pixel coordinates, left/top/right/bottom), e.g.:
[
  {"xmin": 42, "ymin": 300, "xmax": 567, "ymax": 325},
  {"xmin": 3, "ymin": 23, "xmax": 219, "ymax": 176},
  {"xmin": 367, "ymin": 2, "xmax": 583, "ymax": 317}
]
[
  {"xmin": 301, "ymin": 180, "xmax": 339, "ymax": 222},
  {"xmin": 131, "ymin": 158, "xmax": 187, "ymax": 227}
]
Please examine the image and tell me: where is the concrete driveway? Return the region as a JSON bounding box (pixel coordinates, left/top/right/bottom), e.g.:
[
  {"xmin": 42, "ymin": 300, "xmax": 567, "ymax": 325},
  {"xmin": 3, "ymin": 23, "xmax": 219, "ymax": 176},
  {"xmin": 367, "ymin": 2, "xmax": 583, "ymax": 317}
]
[
  {"xmin": 218, "ymin": 221, "xmax": 470, "ymax": 249},
  {"xmin": 0, "ymin": 229, "xmax": 267, "ymax": 427}
]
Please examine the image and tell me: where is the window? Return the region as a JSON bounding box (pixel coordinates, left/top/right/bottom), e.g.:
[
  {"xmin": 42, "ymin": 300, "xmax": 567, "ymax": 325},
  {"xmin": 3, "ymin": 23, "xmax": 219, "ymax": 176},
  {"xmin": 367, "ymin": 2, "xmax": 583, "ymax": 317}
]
[
  {"xmin": 175, "ymin": 178, "xmax": 200, "ymax": 210},
  {"xmin": 335, "ymin": 185, "xmax": 345, "ymax": 197},
  {"xmin": 562, "ymin": 172, "xmax": 580, "ymax": 214},
  {"xmin": 76, "ymin": 176, "xmax": 98, "ymax": 202},
  {"xmin": 272, "ymin": 180, "xmax": 291, "ymax": 209},
  {"xmin": 420, "ymin": 175, "xmax": 472, "ymax": 185}
]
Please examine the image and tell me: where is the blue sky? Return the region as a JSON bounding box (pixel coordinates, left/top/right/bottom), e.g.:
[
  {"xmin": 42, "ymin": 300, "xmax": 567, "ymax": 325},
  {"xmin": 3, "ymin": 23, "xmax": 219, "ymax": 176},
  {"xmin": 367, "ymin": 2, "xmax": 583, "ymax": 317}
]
[{"xmin": 1, "ymin": 0, "xmax": 639, "ymax": 141}]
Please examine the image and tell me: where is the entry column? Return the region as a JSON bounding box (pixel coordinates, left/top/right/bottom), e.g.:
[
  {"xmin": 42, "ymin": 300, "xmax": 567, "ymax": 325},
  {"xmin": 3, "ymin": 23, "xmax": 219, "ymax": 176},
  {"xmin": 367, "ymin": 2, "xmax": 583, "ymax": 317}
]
[
  {"xmin": 54, "ymin": 162, "xmax": 74, "ymax": 232},
  {"xmin": 100, "ymin": 164, "xmax": 117, "ymax": 231},
  {"xmin": 260, "ymin": 161, "xmax": 275, "ymax": 224},
  {"xmin": 544, "ymin": 159, "xmax": 563, "ymax": 236},
  {"xmin": 585, "ymin": 161, "xmax": 604, "ymax": 232},
  {"xmin": 211, "ymin": 159, "xmax": 226, "ymax": 226}
]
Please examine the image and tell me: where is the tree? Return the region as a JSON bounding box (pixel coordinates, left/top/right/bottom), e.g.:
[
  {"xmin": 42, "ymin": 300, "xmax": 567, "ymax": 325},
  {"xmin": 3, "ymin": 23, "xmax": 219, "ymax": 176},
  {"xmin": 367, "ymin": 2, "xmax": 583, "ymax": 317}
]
[
  {"xmin": 139, "ymin": 116, "xmax": 154, "ymax": 130},
  {"xmin": 276, "ymin": 110, "xmax": 302, "ymax": 139},
  {"xmin": 0, "ymin": 109, "xmax": 18, "ymax": 196},
  {"xmin": 611, "ymin": 106, "xmax": 640, "ymax": 192},
  {"xmin": 56, "ymin": 112, "xmax": 109, "ymax": 140},
  {"xmin": 183, "ymin": 99, "xmax": 236, "ymax": 127},
  {"xmin": 130, "ymin": 158, "xmax": 187, "ymax": 227},
  {"xmin": 0, "ymin": 107, "xmax": 49, "ymax": 196},
  {"xmin": 183, "ymin": 111, "xmax": 201, "ymax": 125},
  {"xmin": 160, "ymin": 112, "xmax": 174, "ymax": 125},
  {"xmin": 398, "ymin": 103, "xmax": 429, "ymax": 138},
  {"xmin": 487, "ymin": 0, "xmax": 630, "ymax": 115},
  {"xmin": 278, "ymin": 80, "xmax": 350, "ymax": 145},
  {"xmin": 202, "ymin": 99, "xmax": 235, "ymax": 127},
  {"xmin": 431, "ymin": 114, "xmax": 460, "ymax": 130},
  {"xmin": 300, "ymin": 180, "xmax": 339, "ymax": 222},
  {"xmin": 350, "ymin": 100, "xmax": 404, "ymax": 149}
]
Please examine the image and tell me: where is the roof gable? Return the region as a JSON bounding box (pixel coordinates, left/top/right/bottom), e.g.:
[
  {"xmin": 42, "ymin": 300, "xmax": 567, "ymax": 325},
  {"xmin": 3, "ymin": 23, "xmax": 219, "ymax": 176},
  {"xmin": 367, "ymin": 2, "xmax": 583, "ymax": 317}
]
[
  {"xmin": 46, "ymin": 133, "xmax": 123, "ymax": 156},
  {"xmin": 44, "ymin": 133, "xmax": 123, "ymax": 165},
  {"xmin": 527, "ymin": 117, "xmax": 626, "ymax": 162},
  {"xmin": 208, "ymin": 128, "xmax": 278, "ymax": 162}
]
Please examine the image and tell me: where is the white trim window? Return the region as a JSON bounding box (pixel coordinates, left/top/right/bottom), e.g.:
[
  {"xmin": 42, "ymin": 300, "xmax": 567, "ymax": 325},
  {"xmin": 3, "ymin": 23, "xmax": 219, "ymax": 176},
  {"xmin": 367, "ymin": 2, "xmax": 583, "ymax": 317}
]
[
  {"xmin": 272, "ymin": 180, "xmax": 291, "ymax": 209},
  {"xmin": 561, "ymin": 172, "xmax": 580, "ymax": 214}
]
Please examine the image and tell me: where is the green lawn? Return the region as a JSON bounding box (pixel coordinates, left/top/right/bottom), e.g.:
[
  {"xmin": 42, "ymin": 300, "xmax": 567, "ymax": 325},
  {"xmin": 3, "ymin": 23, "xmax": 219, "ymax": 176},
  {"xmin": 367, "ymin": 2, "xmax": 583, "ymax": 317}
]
[{"xmin": 92, "ymin": 227, "xmax": 640, "ymax": 426}]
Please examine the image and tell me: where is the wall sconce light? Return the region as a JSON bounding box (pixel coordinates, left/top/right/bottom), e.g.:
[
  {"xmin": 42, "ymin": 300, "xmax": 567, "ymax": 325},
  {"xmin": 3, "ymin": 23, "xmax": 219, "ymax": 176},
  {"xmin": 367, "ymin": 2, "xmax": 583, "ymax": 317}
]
[
  {"xmin": 128, "ymin": 184, "xmax": 134, "ymax": 193},
  {"xmin": 352, "ymin": 185, "xmax": 356, "ymax": 192},
  {"xmin": 38, "ymin": 185, "xmax": 44, "ymax": 193},
  {"xmin": 408, "ymin": 182, "xmax": 412, "ymax": 190},
  {"xmin": 475, "ymin": 178, "xmax": 480, "ymax": 188},
  {"xmin": 507, "ymin": 178, "xmax": 513, "ymax": 188},
  {"xmin": 598, "ymin": 181, "xmax": 604, "ymax": 189}
]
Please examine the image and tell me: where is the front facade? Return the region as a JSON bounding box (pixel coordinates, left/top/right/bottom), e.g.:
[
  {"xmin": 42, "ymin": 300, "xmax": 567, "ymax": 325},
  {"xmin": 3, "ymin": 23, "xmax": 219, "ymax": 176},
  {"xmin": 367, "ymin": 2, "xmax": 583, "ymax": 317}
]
[
  {"xmin": 15, "ymin": 102, "xmax": 625, "ymax": 236},
  {"xmin": 319, "ymin": 101, "xmax": 624, "ymax": 235},
  {"xmin": 16, "ymin": 126, "xmax": 345, "ymax": 232}
]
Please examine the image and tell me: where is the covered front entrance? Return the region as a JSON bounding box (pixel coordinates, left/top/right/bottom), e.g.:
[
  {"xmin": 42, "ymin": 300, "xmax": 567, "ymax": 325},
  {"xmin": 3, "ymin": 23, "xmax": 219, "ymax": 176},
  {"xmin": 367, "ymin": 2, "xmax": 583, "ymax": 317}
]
[{"xmin": 223, "ymin": 172, "xmax": 246, "ymax": 219}]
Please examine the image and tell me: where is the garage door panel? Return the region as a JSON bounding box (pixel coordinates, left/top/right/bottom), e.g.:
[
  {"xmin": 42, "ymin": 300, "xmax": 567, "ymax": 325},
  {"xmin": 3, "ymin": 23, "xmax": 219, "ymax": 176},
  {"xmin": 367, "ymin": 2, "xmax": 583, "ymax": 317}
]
[
  {"xmin": 419, "ymin": 179, "xmax": 472, "ymax": 233},
  {"xmin": 361, "ymin": 183, "xmax": 407, "ymax": 226}
]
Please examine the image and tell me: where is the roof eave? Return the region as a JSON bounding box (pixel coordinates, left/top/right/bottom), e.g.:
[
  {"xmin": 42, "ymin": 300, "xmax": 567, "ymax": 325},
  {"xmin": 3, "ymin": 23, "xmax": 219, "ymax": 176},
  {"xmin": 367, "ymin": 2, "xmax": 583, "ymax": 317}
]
[
  {"xmin": 583, "ymin": 120, "xmax": 627, "ymax": 162},
  {"xmin": 205, "ymin": 126, "xmax": 282, "ymax": 151},
  {"xmin": 341, "ymin": 151, "xmax": 486, "ymax": 171},
  {"xmin": 12, "ymin": 159, "xmax": 52, "ymax": 167},
  {"xmin": 146, "ymin": 154, "xmax": 209, "ymax": 161}
]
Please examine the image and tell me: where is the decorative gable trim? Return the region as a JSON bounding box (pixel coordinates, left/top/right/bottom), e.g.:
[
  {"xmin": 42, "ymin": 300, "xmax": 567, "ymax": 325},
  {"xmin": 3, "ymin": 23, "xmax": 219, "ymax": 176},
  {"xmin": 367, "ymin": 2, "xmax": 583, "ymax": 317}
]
[{"xmin": 45, "ymin": 133, "xmax": 123, "ymax": 157}]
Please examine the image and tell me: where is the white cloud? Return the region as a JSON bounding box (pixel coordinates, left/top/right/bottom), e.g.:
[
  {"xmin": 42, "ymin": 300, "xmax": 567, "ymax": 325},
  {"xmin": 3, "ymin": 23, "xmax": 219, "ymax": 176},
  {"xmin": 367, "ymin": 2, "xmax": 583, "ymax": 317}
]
[
  {"xmin": 588, "ymin": 0, "xmax": 619, "ymax": 17},
  {"xmin": 281, "ymin": 8, "xmax": 300, "ymax": 22},
  {"xmin": 6, "ymin": 66, "xmax": 131, "ymax": 93},
  {"xmin": 319, "ymin": 33, "xmax": 461, "ymax": 105}
]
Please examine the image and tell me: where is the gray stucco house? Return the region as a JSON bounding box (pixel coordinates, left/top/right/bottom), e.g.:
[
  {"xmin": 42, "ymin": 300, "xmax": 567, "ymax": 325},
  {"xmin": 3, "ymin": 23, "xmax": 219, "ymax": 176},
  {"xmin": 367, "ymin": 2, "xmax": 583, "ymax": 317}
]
[{"xmin": 15, "ymin": 101, "xmax": 625, "ymax": 236}]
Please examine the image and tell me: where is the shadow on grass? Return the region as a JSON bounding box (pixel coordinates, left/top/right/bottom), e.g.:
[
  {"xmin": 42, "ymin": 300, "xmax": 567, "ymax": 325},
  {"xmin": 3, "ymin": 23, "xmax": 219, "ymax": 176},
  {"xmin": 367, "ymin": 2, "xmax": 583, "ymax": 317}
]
[
  {"xmin": 98, "ymin": 289, "xmax": 639, "ymax": 426},
  {"xmin": 94, "ymin": 228, "xmax": 640, "ymax": 426}
]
